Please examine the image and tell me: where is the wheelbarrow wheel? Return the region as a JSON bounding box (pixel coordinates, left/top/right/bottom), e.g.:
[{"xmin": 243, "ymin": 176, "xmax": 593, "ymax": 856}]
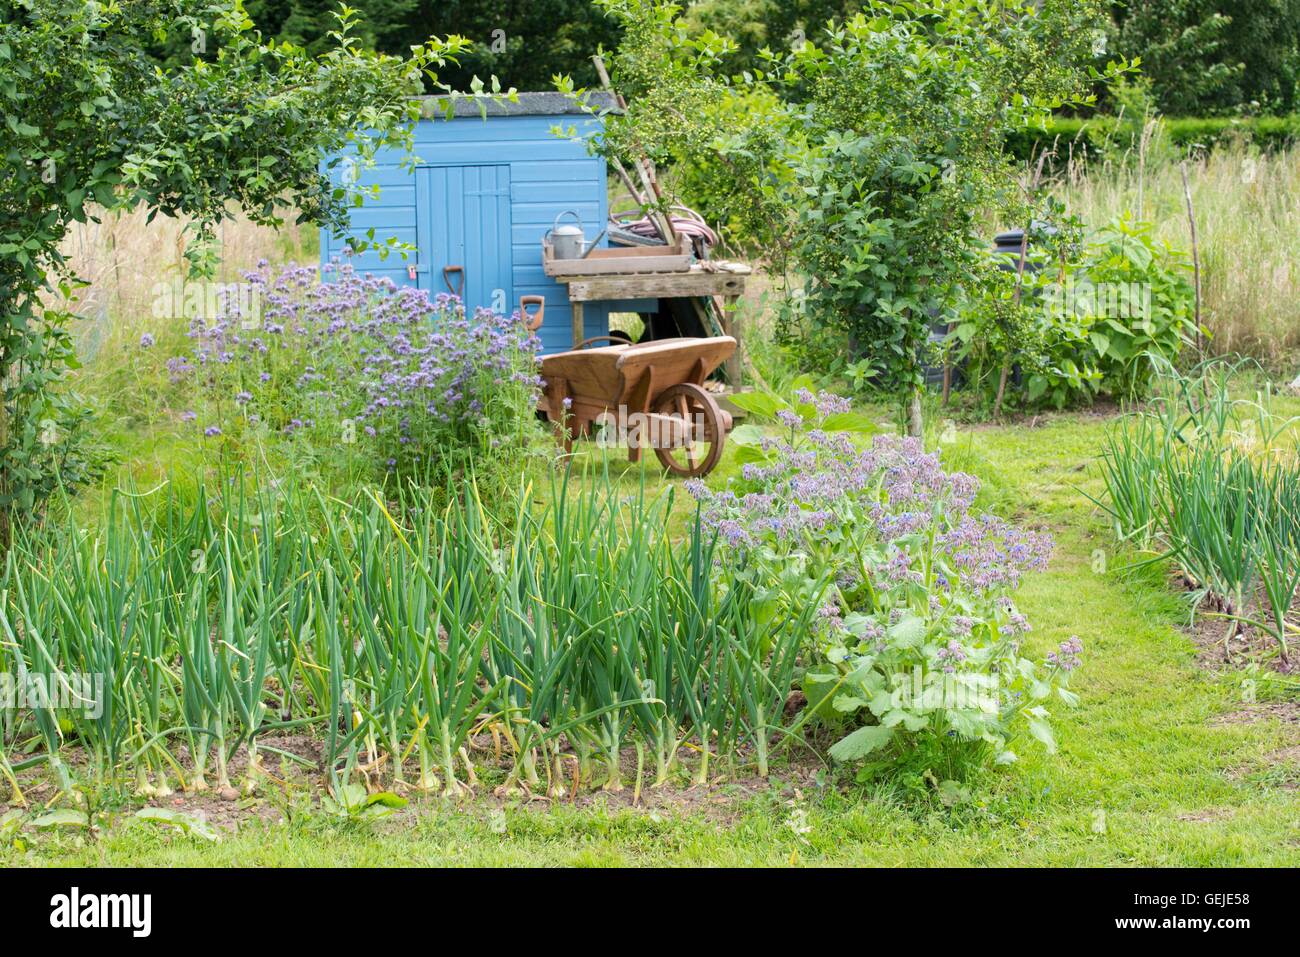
[{"xmin": 652, "ymin": 382, "xmax": 729, "ymax": 478}]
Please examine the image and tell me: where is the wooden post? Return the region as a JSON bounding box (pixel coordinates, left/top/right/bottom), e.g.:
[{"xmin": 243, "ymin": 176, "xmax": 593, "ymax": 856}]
[
  {"xmin": 571, "ymin": 301, "xmax": 584, "ymax": 347},
  {"xmin": 1180, "ymin": 161, "xmax": 1203, "ymax": 360},
  {"xmin": 722, "ymin": 294, "xmax": 741, "ymax": 387},
  {"xmin": 611, "ymin": 157, "xmax": 646, "ymax": 205},
  {"xmin": 994, "ymin": 150, "xmax": 1051, "ymax": 420}
]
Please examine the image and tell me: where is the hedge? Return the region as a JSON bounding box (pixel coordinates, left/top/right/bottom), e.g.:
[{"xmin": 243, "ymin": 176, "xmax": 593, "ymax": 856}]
[{"xmin": 1006, "ymin": 115, "xmax": 1300, "ymax": 162}]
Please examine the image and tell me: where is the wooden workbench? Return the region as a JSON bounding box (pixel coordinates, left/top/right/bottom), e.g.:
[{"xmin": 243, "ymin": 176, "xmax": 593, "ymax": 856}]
[{"xmin": 555, "ymin": 263, "xmax": 751, "ymax": 385}]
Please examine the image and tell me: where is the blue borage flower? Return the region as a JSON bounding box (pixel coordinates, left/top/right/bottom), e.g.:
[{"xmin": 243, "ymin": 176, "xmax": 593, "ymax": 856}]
[{"xmin": 687, "ymin": 395, "xmax": 1074, "ymax": 763}]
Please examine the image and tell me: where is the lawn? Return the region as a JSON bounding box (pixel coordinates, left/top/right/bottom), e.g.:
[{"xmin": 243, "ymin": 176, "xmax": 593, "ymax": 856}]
[{"xmin": 7, "ymin": 409, "xmax": 1297, "ymax": 868}]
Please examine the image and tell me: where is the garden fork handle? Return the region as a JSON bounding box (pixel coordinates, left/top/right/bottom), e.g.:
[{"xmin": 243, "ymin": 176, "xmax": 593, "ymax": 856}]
[
  {"xmin": 520, "ymin": 296, "xmax": 545, "ymax": 331},
  {"xmin": 443, "ymin": 265, "xmax": 464, "ymax": 297}
]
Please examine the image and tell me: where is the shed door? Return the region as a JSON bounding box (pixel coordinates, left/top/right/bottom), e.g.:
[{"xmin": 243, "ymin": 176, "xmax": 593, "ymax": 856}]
[{"xmin": 416, "ymin": 165, "xmax": 513, "ymax": 315}]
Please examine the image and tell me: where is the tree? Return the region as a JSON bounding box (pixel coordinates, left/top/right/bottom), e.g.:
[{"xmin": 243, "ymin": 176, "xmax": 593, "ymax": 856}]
[
  {"xmin": 592, "ymin": 0, "xmax": 1127, "ymax": 434},
  {"xmin": 1110, "ymin": 0, "xmax": 1300, "ymax": 115},
  {"xmin": 229, "ymin": 0, "xmax": 623, "ymax": 91},
  {"xmin": 406, "ymin": 0, "xmax": 623, "ymax": 91},
  {"xmin": 258, "ymin": 0, "xmax": 418, "ymax": 56},
  {"xmin": 0, "ymin": 0, "xmax": 485, "ymax": 539},
  {"xmin": 682, "ymin": 0, "xmax": 858, "ymax": 66}
]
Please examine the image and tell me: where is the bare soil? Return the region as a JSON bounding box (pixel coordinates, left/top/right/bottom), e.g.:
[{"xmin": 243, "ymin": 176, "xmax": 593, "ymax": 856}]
[
  {"xmin": 1174, "ymin": 571, "xmax": 1296, "ymax": 675},
  {"xmin": 2, "ymin": 730, "xmax": 824, "ymax": 835},
  {"xmin": 1210, "ymin": 701, "xmax": 1300, "ymax": 727}
]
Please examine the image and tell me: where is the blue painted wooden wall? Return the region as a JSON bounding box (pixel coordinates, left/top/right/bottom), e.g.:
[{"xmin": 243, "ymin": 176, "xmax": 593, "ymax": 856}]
[{"xmin": 321, "ymin": 104, "xmax": 653, "ymax": 354}]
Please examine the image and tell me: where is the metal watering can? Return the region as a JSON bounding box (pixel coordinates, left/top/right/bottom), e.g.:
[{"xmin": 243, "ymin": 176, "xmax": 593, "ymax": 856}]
[{"xmin": 547, "ymin": 209, "xmax": 597, "ymax": 260}]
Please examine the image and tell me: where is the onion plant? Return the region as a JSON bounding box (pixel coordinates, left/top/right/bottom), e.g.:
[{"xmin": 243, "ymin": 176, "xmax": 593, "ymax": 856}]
[
  {"xmin": 1159, "ymin": 446, "xmax": 1261, "ymax": 615},
  {"xmin": 1094, "ymin": 414, "xmax": 1161, "ymax": 548},
  {"xmin": 1097, "ymin": 357, "xmax": 1300, "ymax": 662},
  {"xmin": 337, "ymin": 489, "xmax": 506, "ymax": 795},
  {"xmin": 722, "ymin": 569, "xmax": 821, "ymax": 779},
  {"xmin": 0, "ymin": 463, "xmax": 822, "ymax": 801}
]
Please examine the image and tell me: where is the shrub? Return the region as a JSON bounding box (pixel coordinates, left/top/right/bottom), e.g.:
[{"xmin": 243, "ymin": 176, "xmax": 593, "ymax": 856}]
[
  {"xmin": 1056, "ymin": 141, "xmax": 1300, "ymax": 367},
  {"xmin": 1068, "ymin": 216, "xmax": 1199, "ymax": 398},
  {"xmin": 169, "ymin": 262, "xmax": 547, "ymax": 487},
  {"xmin": 689, "ymin": 391, "xmax": 1079, "ymax": 773},
  {"xmin": 952, "ymin": 214, "xmax": 1198, "ymax": 410}
]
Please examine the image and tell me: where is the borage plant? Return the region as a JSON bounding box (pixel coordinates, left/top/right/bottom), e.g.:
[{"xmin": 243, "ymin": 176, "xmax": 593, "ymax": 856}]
[{"xmin": 689, "ymin": 390, "xmax": 1080, "ymax": 775}]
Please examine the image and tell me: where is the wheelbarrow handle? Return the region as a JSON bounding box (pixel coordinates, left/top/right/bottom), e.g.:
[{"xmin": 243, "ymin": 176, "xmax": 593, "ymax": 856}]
[
  {"xmin": 576, "ymin": 335, "xmax": 630, "ymax": 349},
  {"xmin": 520, "ymin": 295, "xmax": 545, "ymax": 331},
  {"xmin": 443, "ymin": 265, "xmax": 464, "ymax": 297}
]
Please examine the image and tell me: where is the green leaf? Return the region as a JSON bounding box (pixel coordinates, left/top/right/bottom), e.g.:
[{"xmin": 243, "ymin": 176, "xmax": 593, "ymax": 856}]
[
  {"xmin": 1026, "ymin": 717, "xmax": 1057, "ymax": 753},
  {"xmin": 0, "ymin": 809, "xmax": 24, "ymax": 839},
  {"xmin": 866, "ymin": 689, "xmax": 894, "ymax": 717},
  {"xmin": 883, "ymin": 708, "xmax": 930, "ymax": 731},
  {"xmin": 727, "ymin": 423, "xmax": 766, "ymax": 446},
  {"xmin": 937, "ymin": 780, "xmax": 971, "ymax": 807},
  {"xmin": 831, "ymin": 693, "xmax": 868, "ymax": 713},
  {"xmin": 364, "ymin": 791, "xmax": 408, "ymax": 810},
  {"xmin": 887, "ymin": 614, "xmax": 926, "ymax": 647},
  {"xmin": 725, "ymin": 391, "xmax": 782, "ymax": 420},
  {"xmin": 828, "ymin": 724, "xmax": 893, "ymax": 762},
  {"xmin": 134, "ymin": 807, "xmax": 220, "ymax": 842},
  {"xmin": 31, "ymin": 808, "xmax": 89, "ymax": 829},
  {"xmin": 335, "ymin": 782, "xmax": 367, "ymax": 810},
  {"xmin": 843, "ymin": 612, "xmax": 879, "ymax": 637},
  {"xmin": 802, "ymin": 671, "xmax": 843, "ymax": 717},
  {"xmin": 733, "ymin": 442, "xmax": 768, "ymax": 465},
  {"xmin": 819, "ymin": 411, "xmax": 879, "ymax": 434}
]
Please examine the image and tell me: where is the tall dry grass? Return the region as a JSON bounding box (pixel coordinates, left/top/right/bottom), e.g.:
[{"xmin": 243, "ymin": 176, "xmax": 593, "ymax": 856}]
[
  {"xmin": 1052, "ymin": 139, "xmax": 1300, "ymax": 369},
  {"xmin": 53, "ymin": 208, "xmax": 315, "ymax": 365},
  {"xmin": 44, "ymin": 210, "xmax": 316, "ymax": 489}
]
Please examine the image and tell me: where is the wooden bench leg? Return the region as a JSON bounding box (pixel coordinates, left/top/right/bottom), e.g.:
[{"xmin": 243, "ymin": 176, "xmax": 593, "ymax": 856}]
[
  {"xmin": 722, "ymin": 294, "xmax": 741, "ymax": 387},
  {"xmin": 571, "ymin": 302, "xmax": 584, "ymax": 348}
]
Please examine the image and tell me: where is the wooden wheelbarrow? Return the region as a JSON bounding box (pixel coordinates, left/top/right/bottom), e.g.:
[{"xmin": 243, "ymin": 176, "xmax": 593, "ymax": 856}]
[{"xmin": 537, "ymin": 332, "xmax": 736, "ymax": 478}]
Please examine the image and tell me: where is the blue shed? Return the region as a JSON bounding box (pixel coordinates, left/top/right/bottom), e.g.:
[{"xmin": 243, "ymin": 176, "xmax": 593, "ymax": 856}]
[{"xmin": 321, "ymin": 92, "xmax": 652, "ymax": 354}]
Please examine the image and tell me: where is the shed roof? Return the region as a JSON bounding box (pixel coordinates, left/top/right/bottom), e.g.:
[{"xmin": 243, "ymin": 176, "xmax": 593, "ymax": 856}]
[{"xmin": 415, "ymin": 91, "xmax": 620, "ymax": 119}]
